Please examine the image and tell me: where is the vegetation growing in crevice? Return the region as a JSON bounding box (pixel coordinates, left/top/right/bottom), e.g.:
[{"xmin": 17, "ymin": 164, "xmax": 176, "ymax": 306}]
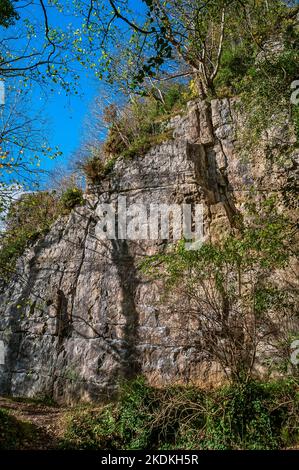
[
  {"xmin": 79, "ymin": 152, "xmax": 117, "ymax": 185},
  {"xmin": 60, "ymin": 187, "xmax": 84, "ymax": 210}
]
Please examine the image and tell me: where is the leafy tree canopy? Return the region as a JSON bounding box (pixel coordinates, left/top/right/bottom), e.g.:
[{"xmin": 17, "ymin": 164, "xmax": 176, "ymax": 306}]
[{"xmin": 0, "ymin": 0, "xmax": 19, "ymax": 28}]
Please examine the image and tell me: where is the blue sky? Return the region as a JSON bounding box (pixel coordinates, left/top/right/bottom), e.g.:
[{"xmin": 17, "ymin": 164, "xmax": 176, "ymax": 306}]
[
  {"xmin": 0, "ymin": 1, "xmax": 112, "ymax": 190},
  {"xmin": 25, "ymin": 4, "xmax": 103, "ymax": 187},
  {"xmin": 0, "ymin": 0, "xmax": 148, "ymax": 190},
  {"xmin": 36, "ymin": 72, "xmax": 100, "ymax": 186}
]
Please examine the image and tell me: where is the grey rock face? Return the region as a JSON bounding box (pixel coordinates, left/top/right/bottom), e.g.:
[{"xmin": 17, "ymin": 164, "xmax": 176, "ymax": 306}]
[{"xmin": 0, "ymin": 98, "xmax": 293, "ymax": 402}]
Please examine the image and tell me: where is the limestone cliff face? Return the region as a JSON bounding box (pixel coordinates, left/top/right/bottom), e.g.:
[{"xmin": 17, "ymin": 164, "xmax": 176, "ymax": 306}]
[{"xmin": 0, "ymin": 98, "xmax": 296, "ymax": 402}]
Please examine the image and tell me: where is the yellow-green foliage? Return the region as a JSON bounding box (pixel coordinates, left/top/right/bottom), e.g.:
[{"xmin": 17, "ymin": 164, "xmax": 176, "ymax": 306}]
[
  {"xmin": 60, "ymin": 187, "xmax": 84, "ymax": 210},
  {"xmin": 0, "ymin": 192, "xmax": 60, "ymax": 281}
]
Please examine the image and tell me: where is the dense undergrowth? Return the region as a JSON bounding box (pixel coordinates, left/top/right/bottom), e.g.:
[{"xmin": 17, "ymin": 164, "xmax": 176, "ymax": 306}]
[
  {"xmin": 60, "ymin": 377, "xmax": 299, "ymax": 450},
  {"xmin": 0, "ymin": 378, "xmax": 298, "ymax": 450}
]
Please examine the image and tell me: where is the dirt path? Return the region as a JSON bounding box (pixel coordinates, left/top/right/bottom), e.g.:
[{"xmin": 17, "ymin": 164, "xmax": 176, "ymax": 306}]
[{"xmin": 0, "ymin": 396, "xmax": 67, "ymax": 449}]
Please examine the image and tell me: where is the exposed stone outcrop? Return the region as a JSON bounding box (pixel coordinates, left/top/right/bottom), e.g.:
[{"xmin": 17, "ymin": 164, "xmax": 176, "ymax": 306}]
[{"xmin": 0, "ymin": 98, "xmax": 296, "ymax": 402}]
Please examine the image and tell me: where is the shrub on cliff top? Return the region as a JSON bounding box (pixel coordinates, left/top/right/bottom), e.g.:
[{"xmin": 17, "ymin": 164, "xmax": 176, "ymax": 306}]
[
  {"xmin": 80, "ymin": 154, "xmax": 116, "ymax": 185},
  {"xmin": 78, "ymin": 83, "xmax": 188, "ymax": 184},
  {"xmin": 102, "ymin": 83, "xmax": 189, "ymax": 160},
  {"xmin": 60, "ymin": 187, "xmax": 84, "ymax": 210}
]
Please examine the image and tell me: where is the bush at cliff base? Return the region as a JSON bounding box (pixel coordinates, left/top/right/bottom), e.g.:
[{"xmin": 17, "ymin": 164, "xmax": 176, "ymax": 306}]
[{"xmin": 61, "ymin": 377, "xmax": 299, "ymax": 450}]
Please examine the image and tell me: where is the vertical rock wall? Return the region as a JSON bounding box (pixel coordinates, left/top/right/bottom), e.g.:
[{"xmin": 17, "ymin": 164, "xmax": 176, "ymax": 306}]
[{"xmin": 0, "ymin": 98, "xmax": 296, "ymax": 402}]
